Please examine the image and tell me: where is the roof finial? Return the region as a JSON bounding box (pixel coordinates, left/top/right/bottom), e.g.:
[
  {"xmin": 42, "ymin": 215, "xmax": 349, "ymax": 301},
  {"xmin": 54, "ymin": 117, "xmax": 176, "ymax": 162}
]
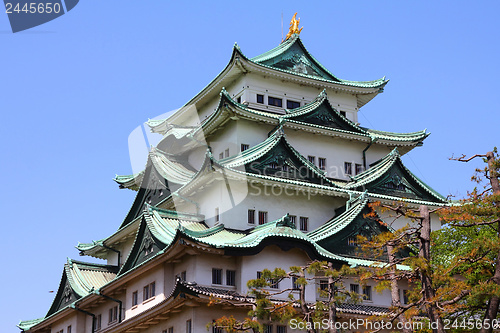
[{"xmin": 285, "ymin": 12, "xmax": 303, "ymax": 41}]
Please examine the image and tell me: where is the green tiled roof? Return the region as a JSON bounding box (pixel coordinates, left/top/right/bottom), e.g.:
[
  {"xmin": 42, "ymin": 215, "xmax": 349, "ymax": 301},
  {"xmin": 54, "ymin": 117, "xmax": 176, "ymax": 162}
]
[
  {"xmin": 344, "ymin": 148, "xmax": 446, "ymax": 202},
  {"xmin": 18, "ymin": 318, "xmax": 44, "ymax": 331},
  {"xmin": 249, "ymin": 34, "xmax": 387, "ymax": 89}
]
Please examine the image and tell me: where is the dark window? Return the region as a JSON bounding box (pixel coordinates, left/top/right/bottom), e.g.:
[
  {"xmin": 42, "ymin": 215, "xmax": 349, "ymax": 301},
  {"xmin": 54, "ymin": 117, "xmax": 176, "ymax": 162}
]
[
  {"xmin": 177, "ymin": 271, "xmax": 187, "ymax": 281},
  {"xmin": 320, "ymin": 279, "xmax": 328, "ymax": 291},
  {"xmin": 248, "ymin": 209, "xmax": 255, "ymax": 224},
  {"xmin": 226, "ymin": 270, "xmax": 236, "ymax": 286},
  {"xmin": 277, "ymin": 325, "xmax": 287, "ymax": 333},
  {"xmin": 212, "ymin": 327, "xmax": 223, "ymax": 333},
  {"xmin": 212, "ymin": 268, "xmax": 222, "ymax": 285},
  {"xmin": 282, "ymin": 163, "xmax": 289, "ymax": 172},
  {"xmin": 299, "ymin": 217, "xmax": 308, "ymax": 231},
  {"xmin": 348, "ymin": 237, "xmax": 357, "ymax": 247},
  {"xmin": 340, "ymin": 111, "xmax": 346, "ymax": 117},
  {"xmin": 318, "ymin": 158, "xmax": 326, "ymax": 170},
  {"xmin": 219, "ymin": 152, "xmax": 224, "ymax": 159},
  {"xmin": 225, "ymin": 149, "xmax": 229, "ymax": 158},
  {"xmin": 237, "ymin": 96, "xmax": 241, "ymax": 103},
  {"xmin": 67, "ymin": 326, "xmax": 72, "ymax": 333},
  {"xmin": 108, "ymin": 305, "xmax": 118, "ymax": 323},
  {"xmin": 269, "ymin": 162, "xmax": 278, "ymax": 169},
  {"xmin": 132, "ymin": 291, "xmax": 138, "ymax": 306},
  {"xmin": 215, "ymin": 207, "xmax": 220, "ymax": 223},
  {"xmin": 258, "ymin": 211, "xmax": 268, "ymax": 225},
  {"xmin": 355, "ymin": 163, "xmax": 363, "ymax": 175},
  {"xmin": 186, "ymin": 319, "xmax": 192, "ymax": 333},
  {"xmin": 344, "ymin": 162, "xmax": 352, "ymax": 175},
  {"xmin": 308, "ymin": 155, "xmax": 316, "ymax": 165},
  {"xmin": 263, "ymin": 325, "xmax": 273, "ymax": 333},
  {"xmin": 289, "ymin": 215, "xmax": 297, "ymax": 228},
  {"xmin": 257, "ymin": 271, "xmax": 262, "ymax": 279},
  {"xmin": 268, "ymin": 96, "xmax": 282, "ymax": 107},
  {"xmin": 350, "ymin": 284, "xmax": 359, "ymax": 294},
  {"xmin": 241, "ymin": 144, "xmax": 249, "ymax": 152},
  {"xmin": 257, "ymin": 94, "xmax": 264, "ymax": 104},
  {"xmin": 143, "ymin": 282, "xmax": 155, "ymax": 301},
  {"xmin": 292, "ymin": 276, "xmax": 299, "ymax": 290},
  {"xmin": 270, "ymin": 278, "xmax": 279, "ymax": 289},
  {"xmin": 287, "ymin": 100, "xmax": 300, "ymax": 109},
  {"xmin": 363, "ymin": 286, "xmax": 372, "ymax": 301},
  {"xmin": 402, "ymin": 289, "xmax": 409, "ymax": 304},
  {"xmin": 95, "ymin": 314, "xmax": 102, "ymax": 330}
]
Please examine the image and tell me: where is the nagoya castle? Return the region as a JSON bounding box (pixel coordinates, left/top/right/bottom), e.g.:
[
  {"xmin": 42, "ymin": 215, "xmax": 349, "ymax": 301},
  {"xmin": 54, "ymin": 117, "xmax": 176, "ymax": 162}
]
[{"xmin": 19, "ymin": 14, "xmax": 446, "ymax": 333}]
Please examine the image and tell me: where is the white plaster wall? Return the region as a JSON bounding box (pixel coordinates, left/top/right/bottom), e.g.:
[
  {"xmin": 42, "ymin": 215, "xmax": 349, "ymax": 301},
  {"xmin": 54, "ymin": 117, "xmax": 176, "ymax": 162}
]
[
  {"xmin": 50, "ymin": 313, "xmax": 79, "ymax": 333},
  {"xmin": 192, "ymin": 177, "xmax": 344, "ymax": 231},
  {"xmin": 378, "ymin": 210, "xmax": 441, "ymax": 232},
  {"xmin": 125, "ymin": 266, "xmax": 165, "ymax": 320}
]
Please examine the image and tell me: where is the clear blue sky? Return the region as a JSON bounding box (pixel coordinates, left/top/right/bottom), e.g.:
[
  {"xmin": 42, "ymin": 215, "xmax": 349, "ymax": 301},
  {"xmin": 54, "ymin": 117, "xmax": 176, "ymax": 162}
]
[{"xmin": 1, "ymin": 1, "xmax": 498, "ymax": 331}]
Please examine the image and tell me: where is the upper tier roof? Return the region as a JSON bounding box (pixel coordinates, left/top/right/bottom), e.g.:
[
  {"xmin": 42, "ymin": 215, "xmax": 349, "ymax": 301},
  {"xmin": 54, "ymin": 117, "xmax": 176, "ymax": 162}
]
[
  {"xmin": 166, "ymin": 35, "xmax": 388, "ymax": 125},
  {"xmin": 250, "ymin": 34, "xmax": 387, "ymax": 89}
]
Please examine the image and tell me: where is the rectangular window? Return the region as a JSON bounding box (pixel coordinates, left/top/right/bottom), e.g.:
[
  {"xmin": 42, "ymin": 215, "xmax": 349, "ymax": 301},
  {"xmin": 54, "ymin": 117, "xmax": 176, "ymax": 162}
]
[
  {"xmin": 340, "ymin": 111, "xmax": 346, "ymax": 117},
  {"xmin": 108, "ymin": 305, "xmax": 118, "ymax": 323},
  {"xmin": 350, "ymin": 284, "xmax": 359, "ymax": 294},
  {"xmin": 344, "ymin": 162, "xmax": 352, "ymax": 176},
  {"xmin": 286, "ymin": 100, "xmax": 300, "ymax": 109},
  {"xmin": 263, "ymin": 325, "xmax": 273, "ymax": 333},
  {"xmin": 95, "ymin": 314, "xmax": 102, "ymax": 330},
  {"xmin": 402, "ymin": 289, "xmax": 409, "ymax": 305},
  {"xmin": 299, "ymin": 217, "xmax": 308, "ymax": 231},
  {"xmin": 241, "ymin": 144, "xmax": 249, "ymax": 152},
  {"xmin": 186, "ymin": 319, "xmax": 192, "ymax": 333},
  {"xmin": 212, "ymin": 327, "xmax": 223, "ymax": 333},
  {"xmin": 257, "ymin": 271, "xmax": 262, "ymax": 279},
  {"xmin": 320, "ymin": 279, "xmax": 328, "ymax": 291},
  {"xmin": 225, "ymin": 148, "xmax": 229, "ymax": 158},
  {"xmin": 181, "ymin": 271, "xmax": 186, "ymax": 281},
  {"xmin": 258, "ymin": 211, "xmax": 268, "ymax": 225},
  {"xmin": 132, "ymin": 291, "xmax": 138, "ymax": 306},
  {"xmin": 277, "ymin": 325, "xmax": 287, "ymax": 333},
  {"xmin": 355, "ymin": 163, "xmax": 363, "ymax": 175},
  {"xmin": 270, "ymin": 278, "xmax": 279, "ymax": 289},
  {"xmin": 226, "ymin": 270, "xmax": 236, "ymax": 286},
  {"xmin": 215, "ymin": 207, "xmax": 220, "ymax": 223},
  {"xmin": 348, "ymin": 237, "xmax": 357, "ymax": 247},
  {"xmin": 67, "ymin": 326, "xmax": 72, "ymax": 333},
  {"xmin": 212, "ymin": 268, "xmax": 222, "ymax": 285},
  {"xmin": 248, "ymin": 209, "xmax": 255, "ymax": 224},
  {"xmin": 268, "ymin": 96, "xmax": 282, "ymax": 107},
  {"xmin": 289, "ymin": 215, "xmax": 297, "ymax": 228},
  {"xmin": 143, "ymin": 282, "xmax": 155, "ymax": 301},
  {"xmin": 363, "ymin": 285, "xmax": 372, "ymax": 301},
  {"xmin": 219, "ymin": 152, "xmax": 224, "ymax": 159},
  {"xmin": 257, "ymin": 94, "xmax": 264, "ymax": 104},
  {"xmin": 237, "ymin": 96, "xmax": 241, "ymax": 103},
  {"xmin": 164, "ymin": 328, "xmax": 174, "ymax": 333},
  {"xmin": 318, "ymin": 158, "xmax": 326, "ymax": 171},
  {"xmin": 307, "ymin": 155, "xmax": 316, "ymax": 165}
]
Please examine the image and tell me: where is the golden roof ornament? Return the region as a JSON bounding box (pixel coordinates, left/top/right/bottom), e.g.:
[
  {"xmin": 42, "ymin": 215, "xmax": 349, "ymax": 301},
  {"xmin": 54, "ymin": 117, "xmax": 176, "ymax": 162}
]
[{"xmin": 285, "ymin": 12, "xmax": 303, "ymax": 41}]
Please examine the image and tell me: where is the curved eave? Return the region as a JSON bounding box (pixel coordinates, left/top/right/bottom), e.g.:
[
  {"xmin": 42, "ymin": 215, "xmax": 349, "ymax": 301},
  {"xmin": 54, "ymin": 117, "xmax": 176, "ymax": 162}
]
[
  {"xmin": 76, "ymin": 216, "xmax": 142, "ymax": 259},
  {"xmin": 114, "ymin": 171, "xmax": 144, "ymax": 191}
]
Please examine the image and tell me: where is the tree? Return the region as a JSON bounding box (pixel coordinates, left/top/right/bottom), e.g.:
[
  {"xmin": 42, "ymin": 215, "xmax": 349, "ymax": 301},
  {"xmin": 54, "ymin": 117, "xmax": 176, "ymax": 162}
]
[
  {"xmin": 436, "ymin": 149, "xmax": 500, "ymax": 333},
  {"xmin": 209, "ymin": 261, "xmax": 361, "ymax": 333}
]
